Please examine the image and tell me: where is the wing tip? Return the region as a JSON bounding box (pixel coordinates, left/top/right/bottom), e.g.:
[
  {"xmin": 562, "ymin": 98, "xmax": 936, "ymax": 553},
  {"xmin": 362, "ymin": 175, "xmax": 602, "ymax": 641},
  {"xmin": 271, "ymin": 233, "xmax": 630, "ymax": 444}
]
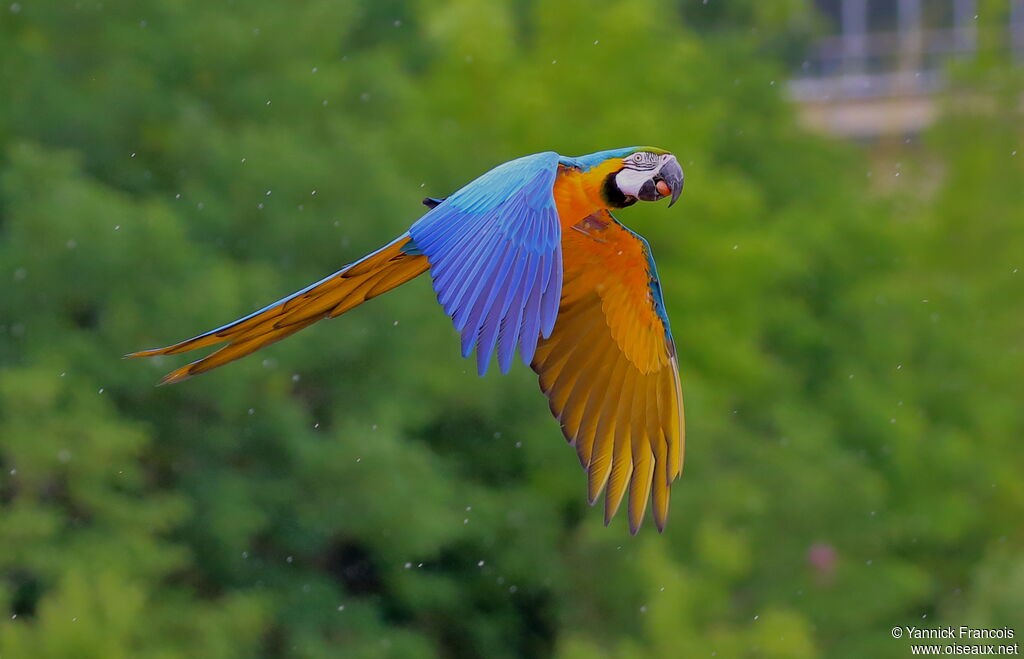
[
  {"xmin": 587, "ymin": 466, "xmax": 610, "ymax": 507},
  {"xmin": 518, "ymin": 341, "xmax": 538, "ymax": 370},
  {"xmin": 475, "ymin": 352, "xmax": 491, "ymax": 377},
  {"xmin": 652, "ymin": 485, "xmax": 671, "ymax": 533},
  {"xmin": 604, "ymin": 496, "xmax": 624, "ymax": 528}
]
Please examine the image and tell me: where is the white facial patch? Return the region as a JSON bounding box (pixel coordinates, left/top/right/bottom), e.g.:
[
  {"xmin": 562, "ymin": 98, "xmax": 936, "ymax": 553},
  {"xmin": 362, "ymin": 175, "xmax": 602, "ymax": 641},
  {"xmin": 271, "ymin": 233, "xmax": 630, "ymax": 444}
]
[{"xmin": 615, "ymin": 167, "xmax": 653, "ymax": 198}]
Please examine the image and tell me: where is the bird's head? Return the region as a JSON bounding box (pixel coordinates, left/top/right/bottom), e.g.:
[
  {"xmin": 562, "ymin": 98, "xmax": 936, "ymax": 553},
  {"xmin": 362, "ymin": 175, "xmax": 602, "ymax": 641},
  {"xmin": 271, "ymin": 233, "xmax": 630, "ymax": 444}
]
[
  {"xmin": 573, "ymin": 146, "xmax": 682, "ymax": 209},
  {"xmin": 604, "ymin": 147, "xmax": 684, "ymax": 209}
]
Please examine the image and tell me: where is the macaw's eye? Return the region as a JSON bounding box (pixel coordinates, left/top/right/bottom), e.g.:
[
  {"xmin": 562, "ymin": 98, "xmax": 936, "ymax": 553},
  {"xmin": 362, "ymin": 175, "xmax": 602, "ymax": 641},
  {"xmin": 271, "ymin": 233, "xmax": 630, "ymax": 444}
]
[{"xmin": 627, "ymin": 152, "xmax": 658, "ymax": 170}]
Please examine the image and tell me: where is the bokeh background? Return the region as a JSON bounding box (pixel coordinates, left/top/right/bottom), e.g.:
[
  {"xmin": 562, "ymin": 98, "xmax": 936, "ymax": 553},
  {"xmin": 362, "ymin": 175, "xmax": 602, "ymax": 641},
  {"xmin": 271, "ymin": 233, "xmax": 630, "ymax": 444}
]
[{"xmin": 1, "ymin": 0, "xmax": 1022, "ymax": 657}]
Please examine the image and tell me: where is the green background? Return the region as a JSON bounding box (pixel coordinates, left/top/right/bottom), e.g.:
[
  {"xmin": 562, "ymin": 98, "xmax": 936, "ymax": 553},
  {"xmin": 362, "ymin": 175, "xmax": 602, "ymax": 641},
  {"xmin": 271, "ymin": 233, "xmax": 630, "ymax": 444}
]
[{"xmin": 1, "ymin": 0, "xmax": 1021, "ymax": 657}]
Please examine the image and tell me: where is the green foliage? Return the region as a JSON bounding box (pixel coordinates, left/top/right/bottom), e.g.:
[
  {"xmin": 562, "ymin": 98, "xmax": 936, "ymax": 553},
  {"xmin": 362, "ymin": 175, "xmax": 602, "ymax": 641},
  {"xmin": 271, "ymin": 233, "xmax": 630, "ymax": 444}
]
[{"xmin": 1, "ymin": 0, "xmax": 1021, "ymax": 656}]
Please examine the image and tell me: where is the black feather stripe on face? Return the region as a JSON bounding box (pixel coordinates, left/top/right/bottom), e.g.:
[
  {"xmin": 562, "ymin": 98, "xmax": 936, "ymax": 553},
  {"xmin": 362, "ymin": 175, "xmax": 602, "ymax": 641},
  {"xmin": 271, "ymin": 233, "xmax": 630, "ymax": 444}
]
[
  {"xmin": 623, "ymin": 151, "xmax": 659, "ymax": 170},
  {"xmin": 602, "ymin": 171, "xmax": 636, "ymax": 208}
]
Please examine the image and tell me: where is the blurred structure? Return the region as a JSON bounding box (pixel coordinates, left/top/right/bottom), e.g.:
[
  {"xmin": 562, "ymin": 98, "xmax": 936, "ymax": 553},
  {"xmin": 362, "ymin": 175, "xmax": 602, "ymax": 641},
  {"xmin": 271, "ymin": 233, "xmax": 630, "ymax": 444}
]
[{"xmin": 791, "ymin": 0, "xmax": 1024, "ymax": 137}]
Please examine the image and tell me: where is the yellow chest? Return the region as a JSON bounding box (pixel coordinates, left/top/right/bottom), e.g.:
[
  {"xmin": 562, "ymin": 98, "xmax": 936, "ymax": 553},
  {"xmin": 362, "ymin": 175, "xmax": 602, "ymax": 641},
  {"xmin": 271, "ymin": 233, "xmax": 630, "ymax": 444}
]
[{"xmin": 552, "ymin": 160, "xmax": 623, "ymax": 230}]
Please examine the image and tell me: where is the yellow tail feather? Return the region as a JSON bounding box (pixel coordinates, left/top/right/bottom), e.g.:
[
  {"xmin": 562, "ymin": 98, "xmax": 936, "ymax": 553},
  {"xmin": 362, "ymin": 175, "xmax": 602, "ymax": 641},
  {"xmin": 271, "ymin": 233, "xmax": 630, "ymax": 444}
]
[{"xmin": 127, "ymin": 236, "xmax": 428, "ymax": 384}]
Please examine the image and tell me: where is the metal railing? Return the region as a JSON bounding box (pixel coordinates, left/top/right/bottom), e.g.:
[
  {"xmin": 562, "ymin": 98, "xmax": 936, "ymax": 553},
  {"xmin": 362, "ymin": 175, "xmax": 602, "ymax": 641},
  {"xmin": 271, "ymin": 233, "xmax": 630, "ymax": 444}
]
[
  {"xmin": 790, "ymin": 0, "xmax": 1024, "ymax": 105},
  {"xmin": 791, "ymin": 23, "xmax": 1020, "ymax": 102}
]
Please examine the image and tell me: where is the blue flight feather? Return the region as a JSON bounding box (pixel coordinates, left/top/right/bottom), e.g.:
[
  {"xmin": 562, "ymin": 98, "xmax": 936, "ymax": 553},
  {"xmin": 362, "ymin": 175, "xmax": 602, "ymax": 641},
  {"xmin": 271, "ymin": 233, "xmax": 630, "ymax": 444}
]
[{"xmin": 409, "ymin": 152, "xmax": 563, "ymax": 376}]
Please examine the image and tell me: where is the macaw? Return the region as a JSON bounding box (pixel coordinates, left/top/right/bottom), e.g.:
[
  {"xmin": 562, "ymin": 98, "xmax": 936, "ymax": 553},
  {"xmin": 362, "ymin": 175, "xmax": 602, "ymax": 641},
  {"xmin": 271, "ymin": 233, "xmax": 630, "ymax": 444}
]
[{"xmin": 130, "ymin": 147, "xmax": 685, "ymax": 534}]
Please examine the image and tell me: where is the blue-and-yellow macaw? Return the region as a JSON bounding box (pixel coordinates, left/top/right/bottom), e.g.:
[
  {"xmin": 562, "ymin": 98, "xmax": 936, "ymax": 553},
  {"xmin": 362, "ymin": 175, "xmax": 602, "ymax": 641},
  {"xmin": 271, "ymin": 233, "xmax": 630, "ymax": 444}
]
[{"xmin": 130, "ymin": 147, "xmax": 685, "ymax": 534}]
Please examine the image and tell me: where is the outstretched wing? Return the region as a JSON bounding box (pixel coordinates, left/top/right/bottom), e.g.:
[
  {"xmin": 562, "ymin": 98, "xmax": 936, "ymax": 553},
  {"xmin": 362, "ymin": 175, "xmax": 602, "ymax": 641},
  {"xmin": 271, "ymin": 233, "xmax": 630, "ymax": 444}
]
[
  {"xmin": 531, "ymin": 211, "xmax": 684, "ymax": 534},
  {"xmin": 409, "ymin": 152, "xmax": 563, "ymax": 375}
]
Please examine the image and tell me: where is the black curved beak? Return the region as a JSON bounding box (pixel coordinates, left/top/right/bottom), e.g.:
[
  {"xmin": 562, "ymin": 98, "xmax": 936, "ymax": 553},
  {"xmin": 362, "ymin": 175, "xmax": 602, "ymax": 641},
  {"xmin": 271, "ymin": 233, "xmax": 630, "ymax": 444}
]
[
  {"xmin": 636, "ymin": 156, "xmax": 685, "ymax": 206},
  {"xmin": 661, "ymin": 156, "xmax": 684, "ymax": 207}
]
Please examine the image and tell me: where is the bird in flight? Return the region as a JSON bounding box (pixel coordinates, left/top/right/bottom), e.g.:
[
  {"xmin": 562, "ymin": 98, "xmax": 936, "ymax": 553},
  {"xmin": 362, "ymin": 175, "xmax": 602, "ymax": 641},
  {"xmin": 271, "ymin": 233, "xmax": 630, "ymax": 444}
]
[{"xmin": 129, "ymin": 147, "xmax": 685, "ymax": 534}]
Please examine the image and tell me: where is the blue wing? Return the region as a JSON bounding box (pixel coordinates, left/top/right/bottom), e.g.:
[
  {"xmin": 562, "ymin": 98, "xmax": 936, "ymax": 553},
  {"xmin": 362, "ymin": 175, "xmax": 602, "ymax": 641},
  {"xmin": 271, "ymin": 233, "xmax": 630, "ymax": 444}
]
[{"xmin": 408, "ymin": 151, "xmax": 563, "ymax": 376}]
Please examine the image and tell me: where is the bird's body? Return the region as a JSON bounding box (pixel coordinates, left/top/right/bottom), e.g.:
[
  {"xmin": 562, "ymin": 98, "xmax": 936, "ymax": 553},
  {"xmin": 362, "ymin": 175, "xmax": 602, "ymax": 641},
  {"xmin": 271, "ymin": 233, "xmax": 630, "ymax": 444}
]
[{"xmin": 130, "ymin": 147, "xmax": 685, "ymax": 534}]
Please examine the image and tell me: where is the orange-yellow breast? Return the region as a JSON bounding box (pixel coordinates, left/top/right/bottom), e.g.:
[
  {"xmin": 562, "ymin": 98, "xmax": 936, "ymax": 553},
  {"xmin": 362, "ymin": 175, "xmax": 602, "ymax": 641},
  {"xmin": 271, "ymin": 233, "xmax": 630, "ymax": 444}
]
[{"xmin": 552, "ymin": 159, "xmax": 624, "ymax": 230}]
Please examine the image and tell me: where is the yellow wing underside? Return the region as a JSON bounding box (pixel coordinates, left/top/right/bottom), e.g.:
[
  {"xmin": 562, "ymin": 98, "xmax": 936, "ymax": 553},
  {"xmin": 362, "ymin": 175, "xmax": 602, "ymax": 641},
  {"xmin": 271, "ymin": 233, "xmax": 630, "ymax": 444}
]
[{"xmin": 532, "ymin": 211, "xmax": 684, "ymax": 534}]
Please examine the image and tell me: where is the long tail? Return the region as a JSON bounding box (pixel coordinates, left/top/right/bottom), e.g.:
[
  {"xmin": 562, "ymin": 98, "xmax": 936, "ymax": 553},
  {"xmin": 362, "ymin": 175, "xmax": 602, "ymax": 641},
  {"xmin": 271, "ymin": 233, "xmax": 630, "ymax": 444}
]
[{"xmin": 127, "ymin": 233, "xmax": 429, "ymax": 384}]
